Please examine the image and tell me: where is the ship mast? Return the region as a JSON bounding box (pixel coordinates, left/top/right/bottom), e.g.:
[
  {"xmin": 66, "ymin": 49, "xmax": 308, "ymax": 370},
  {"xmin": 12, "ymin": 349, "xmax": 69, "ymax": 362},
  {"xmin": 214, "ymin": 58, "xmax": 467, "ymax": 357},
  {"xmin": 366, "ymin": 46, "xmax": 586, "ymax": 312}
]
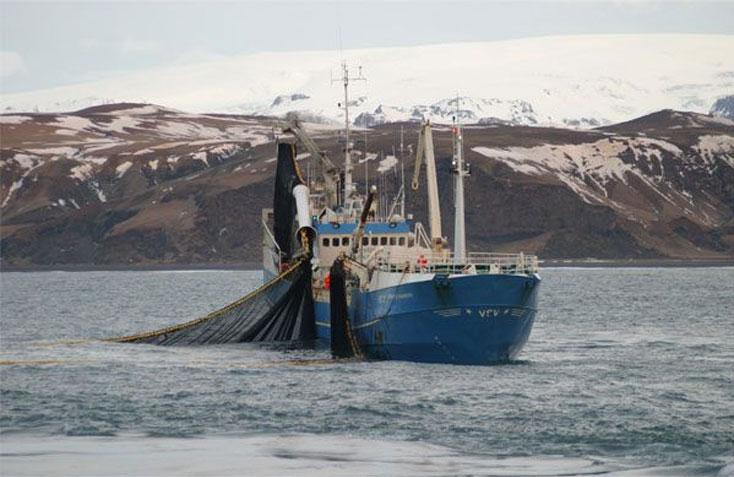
[
  {"xmin": 400, "ymin": 125, "xmax": 405, "ymax": 218},
  {"xmin": 451, "ymin": 99, "xmax": 470, "ymax": 260},
  {"xmin": 335, "ymin": 61, "xmax": 365, "ymax": 208}
]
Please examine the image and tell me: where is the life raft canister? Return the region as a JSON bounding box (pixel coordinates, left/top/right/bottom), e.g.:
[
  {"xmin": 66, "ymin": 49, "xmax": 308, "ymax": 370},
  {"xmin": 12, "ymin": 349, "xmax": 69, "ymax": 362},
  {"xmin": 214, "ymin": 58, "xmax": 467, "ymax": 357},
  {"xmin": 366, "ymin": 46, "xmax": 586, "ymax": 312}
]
[{"xmin": 417, "ymin": 254, "xmax": 428, "ymax": 269}]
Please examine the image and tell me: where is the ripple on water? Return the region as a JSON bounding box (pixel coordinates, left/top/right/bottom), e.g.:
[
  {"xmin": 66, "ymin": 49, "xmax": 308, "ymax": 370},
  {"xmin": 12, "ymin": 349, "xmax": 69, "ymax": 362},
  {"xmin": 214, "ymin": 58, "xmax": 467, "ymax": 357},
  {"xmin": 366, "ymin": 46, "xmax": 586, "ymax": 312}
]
[{"xmin": 0, "ymin": 268, "xmax": 732, "ymax": 475}]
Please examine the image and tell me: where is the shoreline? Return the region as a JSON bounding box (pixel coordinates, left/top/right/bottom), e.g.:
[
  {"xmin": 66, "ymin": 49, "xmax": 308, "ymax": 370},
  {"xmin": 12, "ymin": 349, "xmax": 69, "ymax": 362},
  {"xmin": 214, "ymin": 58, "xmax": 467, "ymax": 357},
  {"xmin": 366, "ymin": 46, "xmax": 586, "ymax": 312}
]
[
  {"xmin": 540, "ymin": 259, "xmax": 734, "ymax": 268},
  {"xmin": 0, "ymin": 262, "xmax": 261, "ymax": 273},
  {"xmin": 1, "ymin": 259, "xmax": 733, "ymax": 272}
]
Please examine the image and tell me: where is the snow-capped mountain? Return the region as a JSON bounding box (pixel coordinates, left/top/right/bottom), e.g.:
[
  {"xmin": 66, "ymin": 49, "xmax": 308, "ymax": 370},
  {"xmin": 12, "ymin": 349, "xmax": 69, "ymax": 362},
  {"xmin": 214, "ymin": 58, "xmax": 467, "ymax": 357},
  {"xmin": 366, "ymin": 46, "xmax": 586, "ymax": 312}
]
[
  {"xmin": 1, "ymin": 35, "xmax": 732, "ymax": 128},
  {"xmin": 354, "ymin": 97, "xmax": 541, "ymax": 127}
]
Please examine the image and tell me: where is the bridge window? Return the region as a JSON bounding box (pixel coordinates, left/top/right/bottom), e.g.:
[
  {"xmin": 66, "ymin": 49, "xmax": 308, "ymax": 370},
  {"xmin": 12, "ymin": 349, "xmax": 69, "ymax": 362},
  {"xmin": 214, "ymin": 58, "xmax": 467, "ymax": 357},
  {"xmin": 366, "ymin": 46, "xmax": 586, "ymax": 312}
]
[
  {"xmin": 408, "ymin": 236, "xmax": 415, "ymax": 247},
  {"xmin": 343, "ymin": 237, "xmax": 350, "ymax": 246},
  {"xmin": 362, "ymin": 237, "xmax": 368, "ymax": 246},
  {"xmin": 389, "ymin": 237, "xmax": 397, "ymax": 246},
  {"xmin": 322, "ymin": 238, "xmax": 329, "ymax": 247},
  {"xmin": 380, "ymin": 236, "xmax": 388, "ymax": 246},
  {"xmin": 371, "ymin": 237, "xmax": 378, "ymax": 246},
  {"xmin": 332, "ymin": 237, "xmax": 340, "ymax": 246},
  {"xmin": 399, "ymin": 237, "xmax": 405, "ymax": 246}
]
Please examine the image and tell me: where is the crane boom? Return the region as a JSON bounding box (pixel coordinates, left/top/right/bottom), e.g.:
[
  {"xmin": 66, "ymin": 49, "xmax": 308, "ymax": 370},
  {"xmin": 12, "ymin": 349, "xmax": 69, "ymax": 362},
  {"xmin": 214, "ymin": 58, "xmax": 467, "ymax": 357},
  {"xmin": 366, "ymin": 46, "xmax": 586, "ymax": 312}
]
[
  {"xmin": 282, "ymin": 119, "xmax": 342, "ymax": 208},
  {"xmin": 411, "ymin": 121, "xmax": 442, "ymax": 247}
]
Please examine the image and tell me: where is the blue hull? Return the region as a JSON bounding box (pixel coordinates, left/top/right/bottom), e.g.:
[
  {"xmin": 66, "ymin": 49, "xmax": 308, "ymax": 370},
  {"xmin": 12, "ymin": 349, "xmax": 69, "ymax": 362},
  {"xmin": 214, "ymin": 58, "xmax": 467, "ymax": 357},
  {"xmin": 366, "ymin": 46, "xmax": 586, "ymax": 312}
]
[{"xmin": 315, "ymin": 273, "xmax": 540, "ymax": 365}]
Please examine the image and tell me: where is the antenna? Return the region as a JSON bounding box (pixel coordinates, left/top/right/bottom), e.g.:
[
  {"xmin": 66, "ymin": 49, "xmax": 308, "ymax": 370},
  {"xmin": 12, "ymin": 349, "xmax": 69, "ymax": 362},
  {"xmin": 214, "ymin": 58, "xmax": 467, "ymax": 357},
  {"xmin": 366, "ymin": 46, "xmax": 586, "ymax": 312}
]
[
  {"xmin": 364, "ymin": 129, "xmax": 369, "ymax": 194},
  {"xmin": 332, "ymin": 61, "xmax": 366, "ymax": 208},
  {"xmin": 338, "ymin": 26, "xmax": 343, "ymax": 60}
]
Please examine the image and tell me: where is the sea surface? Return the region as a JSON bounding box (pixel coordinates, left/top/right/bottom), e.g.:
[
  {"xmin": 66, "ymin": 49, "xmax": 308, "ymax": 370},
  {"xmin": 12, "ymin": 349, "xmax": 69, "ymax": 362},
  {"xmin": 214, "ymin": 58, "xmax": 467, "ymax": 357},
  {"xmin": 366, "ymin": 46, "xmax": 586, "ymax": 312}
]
[{"xmin": 1, "ymin": 267, "xmax": 732, "ymax": 476}]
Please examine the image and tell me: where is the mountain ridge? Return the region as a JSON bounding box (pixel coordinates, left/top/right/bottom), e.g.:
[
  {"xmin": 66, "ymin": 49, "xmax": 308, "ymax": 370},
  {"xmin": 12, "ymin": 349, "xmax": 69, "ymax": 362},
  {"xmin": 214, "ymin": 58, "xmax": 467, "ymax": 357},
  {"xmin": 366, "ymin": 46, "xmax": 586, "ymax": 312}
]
[{"xmin": 1, "ymin": 102, "xmax": 732, "ymax": 266}]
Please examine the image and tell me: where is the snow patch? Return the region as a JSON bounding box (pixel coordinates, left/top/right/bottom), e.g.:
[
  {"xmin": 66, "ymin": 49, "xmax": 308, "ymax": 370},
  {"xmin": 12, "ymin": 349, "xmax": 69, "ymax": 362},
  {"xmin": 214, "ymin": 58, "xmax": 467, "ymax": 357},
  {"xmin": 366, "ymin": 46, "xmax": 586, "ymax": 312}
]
[
  {"xmin": 10, "ymin": 153, "xmax": 38, "ymax": 170},
  {"xmin": 26, "ymin": 146, "xmax": 79, "ymax": 156},
  {"xmin": 192, "ymin": 151, "xmax": 207, "ymax": 163},
  {"xmin": 2, "ymin": 178, "xmax": 24, "ymax": 207},
  {"xmin": 103, "ymin": 117, "xmax": 143, "ymax": 133},
  {"xmin": 90, "ymin": 181, "xmax": 106, "ymax": 202},
  {"xmin": 82, "ymin": 157, "xmax": 108, "ymax": 165},
  {"xmin": 157, "ymin": 121, "xmax": 221, "ymax": 138},
  {"xmin": 70, "ymin": 163, "xmax": 94, "ymax": 181},
  {"xmin": 55, "ymin": 129, "xmax": 79, "ymax": 136},
  {"xmin": 0, "ymin": 115, "xmax": 31, "ymax": 125},
  {"xmin": 695, "ymin": 135, "xmax": 734, "ymax": 167},
  {"xmin": 54, "ymin": 116, "xmax": 95, "ymax": 131},
  {"xmin": 209, "ymin": 143, "xmax": 240, "ymax": 157},
  {"xmin": 116, "ymin": 161, "xmax": 133, "ymax": 178}
]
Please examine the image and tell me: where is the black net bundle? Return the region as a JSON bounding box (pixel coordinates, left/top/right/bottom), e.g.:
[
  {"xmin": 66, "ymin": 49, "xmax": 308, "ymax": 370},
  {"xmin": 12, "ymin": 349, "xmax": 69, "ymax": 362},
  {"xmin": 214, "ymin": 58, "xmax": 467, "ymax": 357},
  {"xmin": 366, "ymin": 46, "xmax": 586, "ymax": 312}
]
[
  {"xmin": 329, "ymin": 258, "xmax": 362, "ymax": 358},
  {"xmin": 111, "ymin": 259, "xmax": 315, "ymax": 345},
  {"xmin": 273, "ymin": 142, "xmax": 304, "ymax": 258}
]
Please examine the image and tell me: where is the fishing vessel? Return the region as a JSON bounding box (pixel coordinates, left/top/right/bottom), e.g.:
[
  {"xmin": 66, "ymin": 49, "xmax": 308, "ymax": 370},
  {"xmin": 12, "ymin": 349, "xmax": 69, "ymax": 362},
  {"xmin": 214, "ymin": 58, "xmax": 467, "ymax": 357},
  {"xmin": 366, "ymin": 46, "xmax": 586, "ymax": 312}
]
[{"xmin": 262, "ymin": 64, "xmax": 540, "ymax": 365}]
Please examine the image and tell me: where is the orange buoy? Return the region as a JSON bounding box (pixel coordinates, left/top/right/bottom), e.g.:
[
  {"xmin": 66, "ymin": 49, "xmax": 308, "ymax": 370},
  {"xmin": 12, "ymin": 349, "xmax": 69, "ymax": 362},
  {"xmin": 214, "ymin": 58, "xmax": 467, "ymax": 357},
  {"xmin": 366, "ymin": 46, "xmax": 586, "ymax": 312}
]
[{"xmin": 324, "ymin": 273, "xmax": 331, "ymax": 290}]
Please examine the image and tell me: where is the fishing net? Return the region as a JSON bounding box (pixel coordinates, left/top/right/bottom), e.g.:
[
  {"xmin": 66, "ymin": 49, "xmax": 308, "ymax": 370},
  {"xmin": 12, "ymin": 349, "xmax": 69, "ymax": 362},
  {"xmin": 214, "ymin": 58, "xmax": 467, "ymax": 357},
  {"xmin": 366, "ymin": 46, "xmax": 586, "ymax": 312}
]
[
  {"xmin": 110, "ymin": 142, "xmax": 318, "ymax": 347},
  {"xmin": 329, "ymin": 257, "xmax": 363, "ymax": 358},
  {"xmin": 110, "ymin": 258, "xmax": 315, "ymax": 345}
]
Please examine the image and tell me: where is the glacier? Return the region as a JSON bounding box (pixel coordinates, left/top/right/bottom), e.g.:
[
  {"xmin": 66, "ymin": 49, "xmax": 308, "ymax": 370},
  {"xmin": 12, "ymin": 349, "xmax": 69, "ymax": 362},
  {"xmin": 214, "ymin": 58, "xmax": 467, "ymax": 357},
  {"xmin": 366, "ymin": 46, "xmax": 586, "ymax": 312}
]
[{"xmin": 1, "ymin": 35, "xmax": 733, "ymax": 128}]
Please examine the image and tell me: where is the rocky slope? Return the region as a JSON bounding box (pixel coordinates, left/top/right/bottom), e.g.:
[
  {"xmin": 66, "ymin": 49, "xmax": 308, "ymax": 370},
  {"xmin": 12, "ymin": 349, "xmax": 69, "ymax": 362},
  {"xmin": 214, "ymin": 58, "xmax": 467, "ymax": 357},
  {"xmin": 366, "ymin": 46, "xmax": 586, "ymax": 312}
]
[
  {"xmin": 1, "ymin": 104, "xmax": 732, "ymax": 266},
  {"xmin": 711, "ymin": 95, "xmax": 734, "ymax": 119}
]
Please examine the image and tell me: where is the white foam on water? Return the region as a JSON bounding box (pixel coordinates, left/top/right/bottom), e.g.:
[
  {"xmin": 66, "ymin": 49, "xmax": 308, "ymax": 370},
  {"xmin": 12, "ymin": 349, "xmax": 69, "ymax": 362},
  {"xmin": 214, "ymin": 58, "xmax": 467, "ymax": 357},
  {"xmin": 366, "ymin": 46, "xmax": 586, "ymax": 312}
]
[{"xmin": 1, "ymin": 434, "xmax": 722, "ymax": 477}]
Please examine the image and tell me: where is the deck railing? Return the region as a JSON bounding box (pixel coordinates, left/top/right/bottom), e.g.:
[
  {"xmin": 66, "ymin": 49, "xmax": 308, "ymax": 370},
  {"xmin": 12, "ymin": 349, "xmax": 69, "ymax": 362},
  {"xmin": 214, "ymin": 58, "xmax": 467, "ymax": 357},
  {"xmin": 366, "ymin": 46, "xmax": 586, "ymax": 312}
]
[{"xmin": 372, "ymin": 250, "xmax": 539, "ymax": 275}]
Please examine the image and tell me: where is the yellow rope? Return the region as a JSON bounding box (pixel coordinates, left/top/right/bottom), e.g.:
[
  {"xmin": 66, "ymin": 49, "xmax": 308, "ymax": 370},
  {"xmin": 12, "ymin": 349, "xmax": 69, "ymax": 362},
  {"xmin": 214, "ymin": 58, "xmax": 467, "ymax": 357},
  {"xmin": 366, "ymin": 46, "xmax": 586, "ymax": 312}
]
[{"xmin": 292, "ymin": 142, "xmax": 307, "ymax": 185}]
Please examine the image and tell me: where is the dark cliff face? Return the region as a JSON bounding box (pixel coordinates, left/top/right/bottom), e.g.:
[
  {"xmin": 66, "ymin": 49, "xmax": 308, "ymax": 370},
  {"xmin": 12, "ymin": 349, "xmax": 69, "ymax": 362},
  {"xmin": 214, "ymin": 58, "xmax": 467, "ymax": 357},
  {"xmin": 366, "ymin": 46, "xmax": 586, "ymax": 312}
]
[{"xmin": 1, "ymin": 104, "xmax": 733, "ymax": 266}]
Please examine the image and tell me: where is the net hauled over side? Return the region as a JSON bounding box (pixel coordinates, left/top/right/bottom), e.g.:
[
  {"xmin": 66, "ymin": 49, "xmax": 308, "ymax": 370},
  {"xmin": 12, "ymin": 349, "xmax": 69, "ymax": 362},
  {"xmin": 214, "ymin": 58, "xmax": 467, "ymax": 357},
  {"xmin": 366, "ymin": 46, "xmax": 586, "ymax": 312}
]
[
  {"xmin": 110, "ymin": 258, "xmax": 315, "ymax": 345},
  {"xmin": 110, "ymin": 142, "xmax": 317, "ymax": 347}
]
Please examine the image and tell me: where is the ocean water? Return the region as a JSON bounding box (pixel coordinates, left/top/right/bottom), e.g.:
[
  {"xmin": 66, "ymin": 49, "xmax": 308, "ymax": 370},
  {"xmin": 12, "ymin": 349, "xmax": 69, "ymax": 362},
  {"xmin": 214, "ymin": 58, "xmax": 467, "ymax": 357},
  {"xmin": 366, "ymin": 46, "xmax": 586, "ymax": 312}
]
[{"xmin": 0, "ymin": 267, "xmax": 732, "ymax": 476}]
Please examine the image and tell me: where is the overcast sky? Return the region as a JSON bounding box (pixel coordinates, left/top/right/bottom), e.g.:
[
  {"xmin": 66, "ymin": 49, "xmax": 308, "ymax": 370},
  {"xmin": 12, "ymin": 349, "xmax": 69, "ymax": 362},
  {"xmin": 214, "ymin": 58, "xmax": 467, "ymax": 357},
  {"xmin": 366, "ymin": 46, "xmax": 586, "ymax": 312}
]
[{"xmin": 1, "ymin": 0, "xmax": 733, "ymax": 94}]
